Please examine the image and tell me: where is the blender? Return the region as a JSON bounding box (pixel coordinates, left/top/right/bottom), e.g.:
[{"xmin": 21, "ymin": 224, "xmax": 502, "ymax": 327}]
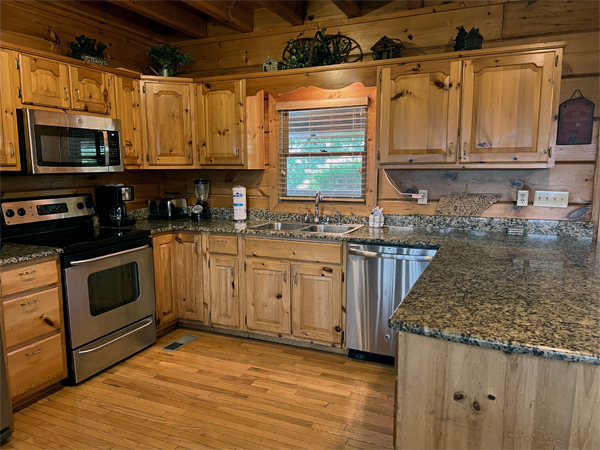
[{"xmin": 191, "ymin": 179, "xmax": 210, "ymax": 220}]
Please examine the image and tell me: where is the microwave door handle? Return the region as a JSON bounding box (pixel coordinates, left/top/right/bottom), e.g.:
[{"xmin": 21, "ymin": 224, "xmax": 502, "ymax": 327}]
[
  {"xmin": 103, "ymin": 130, "xmax": 110, "ymax": 170},
  {"xmin": 70, "ymin": 245, "xmax": 149, "ymax": 265}
]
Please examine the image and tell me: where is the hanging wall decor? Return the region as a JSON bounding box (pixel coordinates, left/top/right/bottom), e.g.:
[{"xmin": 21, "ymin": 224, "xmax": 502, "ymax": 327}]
[
  {"xmin": 71, "ymin": 35, "xmax": 109, "ymax": 66},
  {"xmin": 282, "ymin": 29, "xmax": 363, "ymax": 69},
  {"xmin": 557, "ymin": 89, "xmax": 595, "ymax": 145}
]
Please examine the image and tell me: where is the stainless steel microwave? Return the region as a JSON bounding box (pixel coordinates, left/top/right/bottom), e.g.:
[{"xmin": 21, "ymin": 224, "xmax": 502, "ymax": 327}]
[{"xmin": 18, "ymin": 108, "xmax": 123, "ymax": 174}]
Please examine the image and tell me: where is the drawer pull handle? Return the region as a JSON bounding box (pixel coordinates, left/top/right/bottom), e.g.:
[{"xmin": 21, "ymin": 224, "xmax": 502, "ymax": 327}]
[
  {"xmin": 20, "ymin": 300, "xmax": 37, "ymax": 306},
  {"xmin": 75, "ymin": 89, "xmax": 81, "ymax": 102},
  {"xmin": 18, "ymin": 269, "xmax": 36, "ymax": 276},
  {"xmin": 25, "ymin": 347, "xmax": 42, "ymax": 357}
]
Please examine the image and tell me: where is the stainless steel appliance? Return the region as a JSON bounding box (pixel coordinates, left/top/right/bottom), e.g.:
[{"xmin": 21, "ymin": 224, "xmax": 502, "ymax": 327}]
[
  {"xmin": 1, "ymin": 194, "xmax": 156, "ymax": 384},
  {"xmin": 346, "ymin": 243, "xmax": 437, "ymax": 360},
  {"xmin": 192, "ymin": 179, "xmax": 210, "ymax": 220},
  {"xmin": 0, "ymin": 324, "xmax": 12, "ymax": 442},
  {"xmin": 96, "ymin": 185, "xmax": 136, "ymax": 226},
  {"xmin": 18, "ymin": 108, "xmax": 123, "ymax": 174},
  {"xmin": 148, "ymin": 197, "xmax": 188, "ymax": 219}
]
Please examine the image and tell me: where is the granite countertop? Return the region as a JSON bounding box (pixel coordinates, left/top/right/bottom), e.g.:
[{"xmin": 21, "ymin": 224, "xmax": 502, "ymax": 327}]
[
  {"xmin": 0, "ymin": 243, "xmax": 63, "ymax": 266},
  {"xmin": 2, "ymin": 216, "xmax": 598, "ymax": 366}
]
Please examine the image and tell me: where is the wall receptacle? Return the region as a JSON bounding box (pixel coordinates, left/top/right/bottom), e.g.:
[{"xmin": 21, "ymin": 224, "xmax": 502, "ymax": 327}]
[
  {"xmin": 418, "ymin": 190, "xmax": 428, "ymax": 205},
  {"xmin": 516, "ymin": 190, "xmax": 529, "ymax": 207}
]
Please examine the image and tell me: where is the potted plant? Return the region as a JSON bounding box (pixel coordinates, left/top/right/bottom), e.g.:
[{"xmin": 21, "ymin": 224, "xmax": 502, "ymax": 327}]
[{"xmin": 146, "ymin": 44, "xmax": 194, "ymax": 76}]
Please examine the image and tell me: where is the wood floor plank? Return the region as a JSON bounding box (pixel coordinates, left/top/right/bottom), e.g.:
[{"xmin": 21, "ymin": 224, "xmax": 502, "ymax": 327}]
[{"xmin": 8, "ymin": 330, "xmax": 394, "ymax": 450}]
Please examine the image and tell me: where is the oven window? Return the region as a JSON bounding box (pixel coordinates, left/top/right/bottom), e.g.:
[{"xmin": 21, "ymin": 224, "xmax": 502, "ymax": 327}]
[
  {"xmin": 34, "ymin": 125, "xmax": 107, "ymax": 167},
  {"xmin": 87, "ymin": 262, "xmax": 140, "ymax": 316}
]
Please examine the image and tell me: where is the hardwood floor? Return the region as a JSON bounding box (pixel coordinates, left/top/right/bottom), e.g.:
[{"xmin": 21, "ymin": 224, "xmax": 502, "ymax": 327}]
[{"xmin": 3, "ymin": 329, "xmax": 395, "ymax": 450}]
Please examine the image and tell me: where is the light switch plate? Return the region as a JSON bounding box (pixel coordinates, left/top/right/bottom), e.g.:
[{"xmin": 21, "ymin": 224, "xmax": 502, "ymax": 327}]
[
  {"xmin": 516, "ymin": 190, "xmax": 529, "ymax": 207},
  {"xmin": 533, "ymin": 191, "xmax": 569, "ymax": 208},
  {"xmin": 418, "ymin": 190, "xmax": 428, "ymax": 205}
]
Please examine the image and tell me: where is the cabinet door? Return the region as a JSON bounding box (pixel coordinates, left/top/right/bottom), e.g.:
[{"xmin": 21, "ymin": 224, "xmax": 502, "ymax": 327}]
[
  {"xmin": 152, "ymin": 234, "xmax": 177, "ymax": 330},
  {"xmin": 198, "ymin": 81, "xmax": 245, "ymax": 166},
  {"xmin": 209, "ymin": 257, "xmax": 239, "ymax": 328},
  {"xmin": 460, "ymin": 52, "xmax": 556, "ymax": 164},
  {"xmin": 175, "ymin": 234, "xmax": 203, "ymax": 323},
  {"xmin": 0, "ymin": 50, "xmax": 20, "ymax": 170},
  {"xmin": 116, "ymin": 77, "xmax": 143, "ymax": 167},
  {"xmin": 378, "ymin": 61, "xmax": 461, "ymax": 165},
  {"xmin": 19, "ymin": 54, "xmax": 70, "ymax": 109},
  {"xmin": 246, "ymin": 260, "xmax": 291, "ymax": 335},
  {"xmin": 144, "ymin": 82, "xmax": 194, "ymax": 167},
  {"xmin": 69, "ymin": 66, "xmax": 112, "ymax": 114},
  {"xmin": 291, "ymin": 264, "xmax": 341, "ymax": 343}
]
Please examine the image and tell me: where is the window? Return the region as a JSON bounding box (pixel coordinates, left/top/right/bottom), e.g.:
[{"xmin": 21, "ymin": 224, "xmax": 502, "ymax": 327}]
[{"xmin": 279, "ymin": 105, "xmax": 367, "ymax": 201}]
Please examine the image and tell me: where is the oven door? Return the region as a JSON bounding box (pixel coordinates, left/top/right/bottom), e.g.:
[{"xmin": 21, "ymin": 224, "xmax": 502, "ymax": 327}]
[{"xmin": 63, "ymin": 243, "xmax": 155, "ymax": 349}]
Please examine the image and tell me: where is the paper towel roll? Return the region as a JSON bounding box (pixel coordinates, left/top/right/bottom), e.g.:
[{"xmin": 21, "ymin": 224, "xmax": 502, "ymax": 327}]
[{"xmin": 233, "ymin": 185, "xmax": 247, "ymax": 222}]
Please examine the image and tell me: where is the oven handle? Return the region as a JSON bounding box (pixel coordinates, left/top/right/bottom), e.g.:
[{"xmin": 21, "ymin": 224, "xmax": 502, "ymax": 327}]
[
  {"xmin": 70, "ymin": 245, "xmax": 149, "ymax": 265},
  {"xmin": 76, "ymin": 317, "xmax": 154, "ymax": 355}
]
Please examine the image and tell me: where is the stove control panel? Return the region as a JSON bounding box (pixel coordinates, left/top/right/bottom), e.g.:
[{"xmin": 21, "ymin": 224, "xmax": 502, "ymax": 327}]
[{"xmin": 1, "ymin": 195, "xmax": 95, "ymax": 226}]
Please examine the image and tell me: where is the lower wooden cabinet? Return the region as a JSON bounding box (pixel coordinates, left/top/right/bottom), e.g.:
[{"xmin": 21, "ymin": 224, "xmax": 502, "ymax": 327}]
[
  {"xmin": 152, "ymin": 234, "xmax": 178, "ymax": 331},
  {"xmin": 291, "ymin": 264, "xmax": 342, "ymax": 344},
  {"xmin": 175, "ymin": 234, "xmax": 204, "ymax": 323},
  {"xmin": 208, "ymin": 256, "xmax": 240, "ymax": 328},
  {"xmin": 246, "ymin": 260, "xmax": 291, "ymax": 334}
]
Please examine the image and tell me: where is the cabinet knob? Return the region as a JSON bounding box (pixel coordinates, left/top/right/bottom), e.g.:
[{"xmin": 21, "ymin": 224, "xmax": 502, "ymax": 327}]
[
  {"xmin": 64, "ymin": 87, "xmax": 69, "ymax": 101},
  {"xmin": 75, "ymin": 89, "xmax": 81, "ymax": 102},
  {"xmin": 235, "ymin": 147, "xmax": 240, "ymax": 159},
  {"xmin": 463, "ymin": 142, "xmax": 467, "ymax": 158},
  {"xmin": 10, "ymin": 142, "xmax": 15, "ymax": 156},
  {"xmin": 447, "ymin": 142, "xmax": 453, "ymax": 157}
]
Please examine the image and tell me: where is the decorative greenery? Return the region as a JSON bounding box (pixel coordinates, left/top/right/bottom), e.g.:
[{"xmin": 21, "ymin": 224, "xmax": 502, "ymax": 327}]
[
  {"xmin": 282, "ymin": 29, "xmax": 362, "ymax": 69},
  {"xmin": 146, "ymin": 44, "xmax": 194, "ymax": 76}
]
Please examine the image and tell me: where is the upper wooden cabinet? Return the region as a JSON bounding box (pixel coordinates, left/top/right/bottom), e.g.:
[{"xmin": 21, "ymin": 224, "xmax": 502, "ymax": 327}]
[
  {"xmin": 143, "ymin": 81, "xmax": 195, "ymax": 168},
  {"xmin": 378, "ymin": 60, "xmax": 461, "ymax": 165},
  {"xmin": 197, "ymin": 80, "xmax": 245, "ymax": 167},
  {"xmin": 69, "ymin": 66, "xmax": 113, "ymax": 115},
  {"xmin": 0, "ymin": 49, "xmax": 20, "ymax": 171},
  {"xmin": 18, "ymin": 54, "xmax": 70, "ymax": 109},
  {"xmin": 377, "ymin": 46, "xmax": 562, "ymax": 168},
  {"xmin": 460, "ymin": 52, "xmax": 557, "ymax": 164},
  {"xmin": 115, "ymin": 77, "xmax": 143, "ymax": 167}
]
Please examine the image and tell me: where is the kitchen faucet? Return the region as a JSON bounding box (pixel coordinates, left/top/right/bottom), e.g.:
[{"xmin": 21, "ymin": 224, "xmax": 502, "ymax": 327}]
[{"xmin": 314, "ymin": 191, "xmax": 323, "ymax": 223}]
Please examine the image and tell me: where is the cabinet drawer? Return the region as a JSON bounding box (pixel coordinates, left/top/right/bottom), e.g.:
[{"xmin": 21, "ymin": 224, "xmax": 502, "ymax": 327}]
[
  {"xmin": 7, "ymin": 333, "xmax": 65, "ymax": 399},
  {"xmin": 209, "ymin": 235, "xmax": 238, "ymax": 255},
  {"xmin": 1, "ymin": 259, "xmax": 59, "ymax": 296},
  {"xmin": 245, "ymin": 239, "xmax": 342, "ymax": 264},
  {"xmin": 3, "ymin": 287, "xmax": 62, "ymax": 349}
]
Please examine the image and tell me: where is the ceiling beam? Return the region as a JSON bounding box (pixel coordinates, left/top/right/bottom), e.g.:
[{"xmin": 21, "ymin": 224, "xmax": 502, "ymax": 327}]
[
  {"xmin": 256, "ymin": 1, "xmax": 305, "ymax": 26},
  {"xmin": 181, "ymin": 1, "xmax": 253, "ymax": 33},
  {"xmin": 107, "ymin": 0, "xmax": 207, "ymax": 39},
  {"xmin": 331, "ymin": 0, "xmax": 361, "ymax": 18}
]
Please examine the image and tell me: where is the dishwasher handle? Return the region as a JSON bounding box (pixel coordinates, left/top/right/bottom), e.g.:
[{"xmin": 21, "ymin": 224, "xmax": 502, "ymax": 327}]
[{"xmin": 348, "ymin": 249, "xmax": 434, "ymax": 262}]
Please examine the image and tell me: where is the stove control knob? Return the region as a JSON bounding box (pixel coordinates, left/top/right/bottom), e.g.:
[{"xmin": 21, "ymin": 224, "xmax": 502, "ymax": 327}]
[
  {"xmin": 5, "ymin": 209, "xmax": 14, "ymax": 218},
  {"xmin": 17, "ymin": 208, "xmax": 26, "ymax": 216},
  {"xmin": 85, "ymin": 200, "xmax": 93, "ymax": 209},
  {"xmin": 77, "ymin": 202, "xmax": 84, "ymax": 210}
]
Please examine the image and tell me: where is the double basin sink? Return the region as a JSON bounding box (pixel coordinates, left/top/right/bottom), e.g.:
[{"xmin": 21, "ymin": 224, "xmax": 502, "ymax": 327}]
[{"xmin": 249, "ymin": 222, "xmax": 363, "ymax": 235}]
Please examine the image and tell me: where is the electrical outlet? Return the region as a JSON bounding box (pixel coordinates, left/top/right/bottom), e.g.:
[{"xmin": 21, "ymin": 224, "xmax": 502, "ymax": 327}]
[
  {"xmin": 418, "ymin": 190, "xmax": 428, "ymax": 205},
  {"xmin": 533, "ymin": 191, "xmax": 569, "ymax": 208},
  {"xmin": 516, "ymin": 190, "xmax": 529, "ymax": 207}
]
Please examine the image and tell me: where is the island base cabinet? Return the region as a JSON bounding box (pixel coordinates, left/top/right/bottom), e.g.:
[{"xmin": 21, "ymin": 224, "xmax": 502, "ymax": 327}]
[
  {"xmin": 394, "ymin": 332, "xmax": 600, "ymax": 450},
  {"xmin": 175, "ymin": 234, "xmax": 203, "ymax": 323},
  {"xmin": 152, "ymin": 234, "xmax": 178, "ymax": 332}
]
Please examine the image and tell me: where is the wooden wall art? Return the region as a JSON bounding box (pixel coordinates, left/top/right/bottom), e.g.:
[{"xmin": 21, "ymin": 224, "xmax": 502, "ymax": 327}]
[
  {"xmin": 557, "ymin": 89, "xmax": 595, "ymax": 145},
  {"xmin": 435, "ymin": 193, "xmax": 502, "ymax": 216}
]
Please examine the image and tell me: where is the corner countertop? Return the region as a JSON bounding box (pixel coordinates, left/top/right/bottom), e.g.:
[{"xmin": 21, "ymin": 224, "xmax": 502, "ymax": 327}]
[
  {"xmin": 2, "ymin": 217, "xmax": 598, "ymax": 366},
  {"xmin": 0, "ymin": 243, "xmax": 63, "ymax": 266}
]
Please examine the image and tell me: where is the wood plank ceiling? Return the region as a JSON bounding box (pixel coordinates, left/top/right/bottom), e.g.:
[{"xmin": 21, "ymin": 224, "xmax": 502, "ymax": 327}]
[{"xmin": 53, "ymin": 1, "xmax": 407, "ymax": 42}]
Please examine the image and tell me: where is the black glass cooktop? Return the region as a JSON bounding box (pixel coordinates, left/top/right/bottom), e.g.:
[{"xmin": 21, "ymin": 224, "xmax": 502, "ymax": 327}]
[{"xmin": 5, "ymin": 227, "xmax": 150, "ymax": 254}]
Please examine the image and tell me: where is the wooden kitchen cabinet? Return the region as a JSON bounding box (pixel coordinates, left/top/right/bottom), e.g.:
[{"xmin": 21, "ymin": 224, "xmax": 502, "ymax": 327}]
[
  {"xmin": 208, "ymin": 256, "xmax": 240, "ymax": 328},
  {"xmin": 69, "ymin": 66, "xmax": 113, "ymax": 115},
  {"xmin": 18, "ymin": 54, "xmax": 70, "ymax": 109},
  {"xmin": 460, "ymin": 52, "xmax": 558, "ymax": 164},
  {"xmin": 0, "ymin": 49, "xmax": 20, "ymax": 171},
  {"xmin": 378, "ymin": 60, "xmax": 461, "ymax": 165},
  {"xmin": 143, "ymin": 81, "xmax": 195, "ymax": 168},
  {"xmin": 175, "ymin": 233, "xmax": 204, "ymax": 323},
  {"xmin": 246, "ymin": 260, "xmax": 291, "ymax": 335},
  {"xmin": 152, "ymin": 234, "xmax": 178, "ymax": 331},
  {"xmin": 197, "ymin": 80, "xmax": 245, "ymax": 167},
  {"xmin": 291, "ymin": 264, "xmax": 342, "ymax": 343},
  {"xmin": 115, "ymin": 77, "xmax": 144, "ymax": 167}
]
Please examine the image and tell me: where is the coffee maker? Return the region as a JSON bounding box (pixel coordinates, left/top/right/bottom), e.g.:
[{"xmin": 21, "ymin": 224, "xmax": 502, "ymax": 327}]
[
  {"xmin": 191, "ymin": 179, "xmax": 210, "ymax": 220},
  {"xmin": 95, "ymin": 185, "xmax": 136, "ymax": 226}
]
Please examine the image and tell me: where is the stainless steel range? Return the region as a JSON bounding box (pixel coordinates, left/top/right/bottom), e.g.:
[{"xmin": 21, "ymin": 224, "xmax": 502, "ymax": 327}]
[{"xmin": 1, "ymin": 194, "xmax": 156, "ymax": 384}]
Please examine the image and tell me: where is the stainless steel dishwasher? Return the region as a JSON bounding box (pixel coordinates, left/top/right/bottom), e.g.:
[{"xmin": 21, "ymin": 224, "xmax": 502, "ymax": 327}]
[{"xmin": 346, "ymin": 243, "xmax": 437, "ymax": 360}]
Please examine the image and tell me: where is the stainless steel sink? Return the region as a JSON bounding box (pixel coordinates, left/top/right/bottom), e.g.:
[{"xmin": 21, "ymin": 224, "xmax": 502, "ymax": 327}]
[
  {"xmin": 300, "ymin": 224, "xmax": 361, "ymax": 234},
  {"xmin": 249, "ymin": 222, "xmax": 308, "ymax": 231}
]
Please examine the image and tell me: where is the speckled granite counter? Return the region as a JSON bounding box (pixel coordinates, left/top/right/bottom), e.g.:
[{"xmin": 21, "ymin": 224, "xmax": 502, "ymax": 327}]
[
  {"xmin": 3, "ymin": 216, "xmax": 598, "ymax": 366},
  {"xmin": 0, "ymin": 243, "xmax": 63, "ymax": 266}
]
